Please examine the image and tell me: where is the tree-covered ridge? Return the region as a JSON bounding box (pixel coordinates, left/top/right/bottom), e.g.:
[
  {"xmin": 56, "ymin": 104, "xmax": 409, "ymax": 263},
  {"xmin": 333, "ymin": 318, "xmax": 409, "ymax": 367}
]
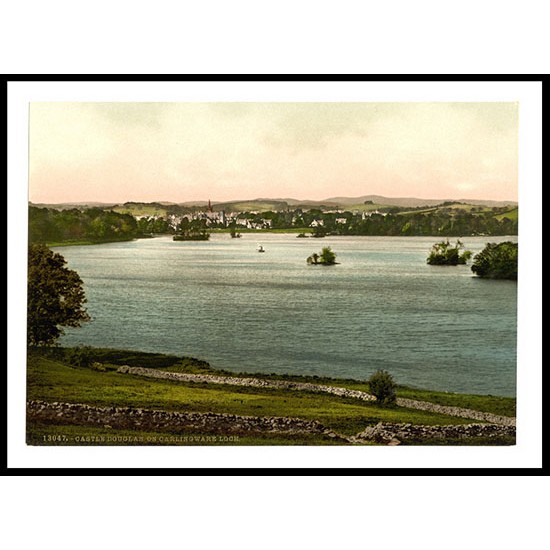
[
  {"xmin": 471, "ymin": 242, "xmax": 518, "ymax": 280},
  {"xmin": 319, "ymin": 208, "xmax": 517, "ymax": 237},
  {"xmin": 29, "ymin": 206, "xmax": 140, "ymax": 244},
  {"xmin": 29, "ymin": 201, "xmax": 518, "ymax": 244},
  {"xmin": 224, "ymin": 205, "xmax": 518, "ymax": 236}
]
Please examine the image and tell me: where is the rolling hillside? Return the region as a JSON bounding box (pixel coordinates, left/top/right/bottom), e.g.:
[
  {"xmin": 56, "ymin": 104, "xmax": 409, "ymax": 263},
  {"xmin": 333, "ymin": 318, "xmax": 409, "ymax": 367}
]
[{"xmin": 31, "ymin": 195, "xmax": 518, "ymax": 214}]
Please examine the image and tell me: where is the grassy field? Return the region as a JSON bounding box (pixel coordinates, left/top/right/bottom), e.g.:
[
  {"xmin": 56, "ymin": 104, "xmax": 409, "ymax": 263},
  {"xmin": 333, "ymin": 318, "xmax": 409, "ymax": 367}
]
[
  {"xmin": 332, "ymin": 203, "xmax": 391, "ymax": 212},
  {"xmin": 26, "ymin": 348, "xmax": 515, "ymax": 446},
  {"xmin": 161, "ymin": 360, "xmax": 516, "ymax": 417},
  {"xmin": 218, "ymin": 201, "xmax": 289, "ymax": 212},
  {"xmin": 112, "ymin": 204, "xmax": 169, "ymax": 217},
  {"xmin": 494, "ymin": 207, "xmax": 519, "ymax": 222},
  {"xmin": 397, "ymin": 204, "xmax": 494, "ymax": 216}
]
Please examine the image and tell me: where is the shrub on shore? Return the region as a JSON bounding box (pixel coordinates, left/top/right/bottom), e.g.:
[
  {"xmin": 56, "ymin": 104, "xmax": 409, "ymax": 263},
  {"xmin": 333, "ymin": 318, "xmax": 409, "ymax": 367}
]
[{"xmin": 368, "ymin": 370, "xmax": 397, "ymax": 405}]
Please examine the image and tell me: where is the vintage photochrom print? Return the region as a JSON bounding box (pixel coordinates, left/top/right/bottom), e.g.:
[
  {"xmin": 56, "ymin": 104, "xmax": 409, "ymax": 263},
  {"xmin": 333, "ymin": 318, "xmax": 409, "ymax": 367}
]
[{"xmin": 26, "ymin": 94, "xmax": 518, "ymax": 448}]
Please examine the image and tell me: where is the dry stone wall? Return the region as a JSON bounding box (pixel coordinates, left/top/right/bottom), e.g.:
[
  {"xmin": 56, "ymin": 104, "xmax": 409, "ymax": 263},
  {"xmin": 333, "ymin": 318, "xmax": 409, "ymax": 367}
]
[
  {"xmin": 26, "ymin": 400, "xmax": 343, "ymax": 439},
  {"xmin": 27, "ymin": 400, "xmax": 516, "ymax": 445},
  {"xmin": 395, "ymin": 398, "xmax": 515, "ymax": 427},
  {"xmin": 355, "ymin": 422, "xmax": 516, "ymax": 445},
  {"xmin": 117, "ymin": 366, "xmax": 377, "ymax": 401},
  {"xmin": 117, "ymin": 366, "xmax": 515, "ymax": 426}
]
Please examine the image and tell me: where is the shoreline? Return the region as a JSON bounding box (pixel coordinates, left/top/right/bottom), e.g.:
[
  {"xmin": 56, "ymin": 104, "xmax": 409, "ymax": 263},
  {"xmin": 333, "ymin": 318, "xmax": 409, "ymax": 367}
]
[
  {"xmin": 30, "ymin": 346, "xmax": 517, "ymax": 412},
  {"xmin": 42, "ymin": 231, "xmax": 519, "ymax": 247}
]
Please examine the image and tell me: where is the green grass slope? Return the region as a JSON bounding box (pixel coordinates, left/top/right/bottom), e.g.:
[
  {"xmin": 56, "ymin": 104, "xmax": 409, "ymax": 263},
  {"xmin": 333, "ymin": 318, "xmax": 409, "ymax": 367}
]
[{"xmin": 26, "ymin": 348, "xmax": 515, "ymax": 445}]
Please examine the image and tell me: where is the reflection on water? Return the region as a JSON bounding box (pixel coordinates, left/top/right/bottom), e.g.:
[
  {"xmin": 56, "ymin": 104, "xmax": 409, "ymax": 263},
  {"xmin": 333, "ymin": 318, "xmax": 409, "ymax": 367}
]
[{"xmin": 58, "ymin": 234, "xmax": 517, "ymax": 396}]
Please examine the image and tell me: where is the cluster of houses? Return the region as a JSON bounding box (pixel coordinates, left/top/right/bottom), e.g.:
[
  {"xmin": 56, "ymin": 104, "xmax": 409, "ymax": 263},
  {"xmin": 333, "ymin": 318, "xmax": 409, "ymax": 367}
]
[
  {"xmin": 136, "ymin": 206, "xmax": 388, "ymax": 231},
  {"xmin": 308, "ymin": 210, "xmax": 387, "ymax": 227},
  {"xmin": 159, "ymin": 211, "xmax": 274, "ymax": 230},
  {"xmin": 362, "ymin": 210, "xmax": 388, "ymax": 219}
]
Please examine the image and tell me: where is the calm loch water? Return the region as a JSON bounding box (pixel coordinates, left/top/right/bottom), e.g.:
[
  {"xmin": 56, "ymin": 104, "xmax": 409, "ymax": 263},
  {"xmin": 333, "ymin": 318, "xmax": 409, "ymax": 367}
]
[{"xmin": 57, "ymin": 234, "xmax": 517, "ymax": 396}]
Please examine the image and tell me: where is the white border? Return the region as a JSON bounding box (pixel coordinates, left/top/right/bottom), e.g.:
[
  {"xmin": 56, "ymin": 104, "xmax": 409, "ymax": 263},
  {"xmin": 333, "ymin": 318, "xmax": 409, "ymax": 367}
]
[{"xmin": 7, "ymin": 80, "xmax": 542, "ymax": 469}]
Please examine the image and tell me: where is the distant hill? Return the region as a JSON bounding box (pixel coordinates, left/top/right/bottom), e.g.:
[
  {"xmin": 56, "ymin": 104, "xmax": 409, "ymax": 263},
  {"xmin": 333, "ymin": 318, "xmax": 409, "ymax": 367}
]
[
  {"xmin": 29, "ymin": 201, "xmax": 118, "ymax": 210},
  {"xmin": 179, "ymin": 201, "xmax": 209, "ymax": 207},
  {"xmin": 241, "ymin": 195, "xmax": 517, "ymax": 209},
  {"xmin": 213, "ymin": 199, "xmax": 290, "ymax": 211},
  {"xmin": 30, "ymin": 195, "xmax": 517, "ymax": 213},
  {"xmin": 258, "ymin": 197, "xmax": 339, "ymax": 207},
  {"xmin": 323, "ymin": 195, "xmax": 517, "ymax": 208}
]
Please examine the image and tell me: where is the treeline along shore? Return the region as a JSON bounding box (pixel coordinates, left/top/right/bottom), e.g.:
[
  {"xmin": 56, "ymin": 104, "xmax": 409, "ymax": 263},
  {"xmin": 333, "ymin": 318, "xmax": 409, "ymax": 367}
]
[{"xmin": 28, "ymin": 199, "xmax": 518, "ymax": 246}]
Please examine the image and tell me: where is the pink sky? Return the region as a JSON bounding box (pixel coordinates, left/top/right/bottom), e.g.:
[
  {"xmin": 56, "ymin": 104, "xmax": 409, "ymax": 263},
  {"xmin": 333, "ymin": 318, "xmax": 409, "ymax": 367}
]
[{"xmin": 29, "ymin": 102, "xmax": 518, "ymax": 204}]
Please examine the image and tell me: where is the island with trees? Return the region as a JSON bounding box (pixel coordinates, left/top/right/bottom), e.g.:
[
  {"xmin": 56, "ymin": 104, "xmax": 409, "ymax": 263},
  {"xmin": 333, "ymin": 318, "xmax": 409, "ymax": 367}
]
[
  {"xmin": 173, "ymin": 218, "xmax": 210, "ymax": 241},
  {"xmin": 426, "ymin": 239, "xmax": 472, "ymax": 265},
  {"xmin": 307, "ymin": 246, "xmax": 338, "ymax": 265},
  {"xmin": 229, "ymin": 225, "xmax": 242, "ymax": 238},
  {"xmin": 173, "ymin": 230, "xmax": 210, "ymax": 241},
  {"xmin": 471, "ymin": 242, "xmax": 518, "ymax": 280}
]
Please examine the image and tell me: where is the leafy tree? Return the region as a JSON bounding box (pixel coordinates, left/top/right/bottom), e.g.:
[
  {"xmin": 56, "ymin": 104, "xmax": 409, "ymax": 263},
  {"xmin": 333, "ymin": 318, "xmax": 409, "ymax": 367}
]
[
  {"xmin": 27, "ymin": 244, "xmax": 90, "ymax": 346},
  {"xmin": 67, "ymin": 345, "xmax": 94, "ymax": 368},
  {"xmin": 311, "ymin": 224, "xmax": 327, "ymax": 238},
  {"xmin": 471, "ymin": 241, "xmax": 518, "ymax": 280},
  {"xmin": 319, "ymin": 246, "xmax": 337, "ymax": 265},
  {"xmin": 307, "ymin": 252, "xmax": 320, "ymax": 265},
  {"xmin": 177, "ymin": 217, "xmax": 190, "ymax": 232},
  {"xmin": 229, "ymin": 224, "xmax": 241, "ymax": 238},
  {"xmin": 137, "ymin": 216, "xmax": 171, "ymax": 235},
  {"xmin": 367, "ymin": 370, "xmax": 397, "ymax": 405},
  {"xmin": 427, "ymin": 239, "xmax": 472, "ymax": 265}
]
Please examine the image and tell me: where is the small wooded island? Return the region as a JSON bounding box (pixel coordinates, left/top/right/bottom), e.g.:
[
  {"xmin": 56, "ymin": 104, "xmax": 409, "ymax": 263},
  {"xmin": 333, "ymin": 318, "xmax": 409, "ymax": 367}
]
[
  {"xmin": 427, "ymin": 239, "xmax": 518, "ymax": 280},
  {"xmin": 426, "ymin": 239, "xmax": 472, "ymax": 265},
  {"xmin": 229, "ymin": 226, "xmax": 242, "ymax": 238},
  {"xmin": 307, "ymin": 246, "xmax": 338, "ymax": 265},
  {"xmin": 173, "ymin": 229, "xmax": 210, "ymax": 241},
  {"xmin": 471, "ymin": 242, "xmax": 518, "ymax": 280}
]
